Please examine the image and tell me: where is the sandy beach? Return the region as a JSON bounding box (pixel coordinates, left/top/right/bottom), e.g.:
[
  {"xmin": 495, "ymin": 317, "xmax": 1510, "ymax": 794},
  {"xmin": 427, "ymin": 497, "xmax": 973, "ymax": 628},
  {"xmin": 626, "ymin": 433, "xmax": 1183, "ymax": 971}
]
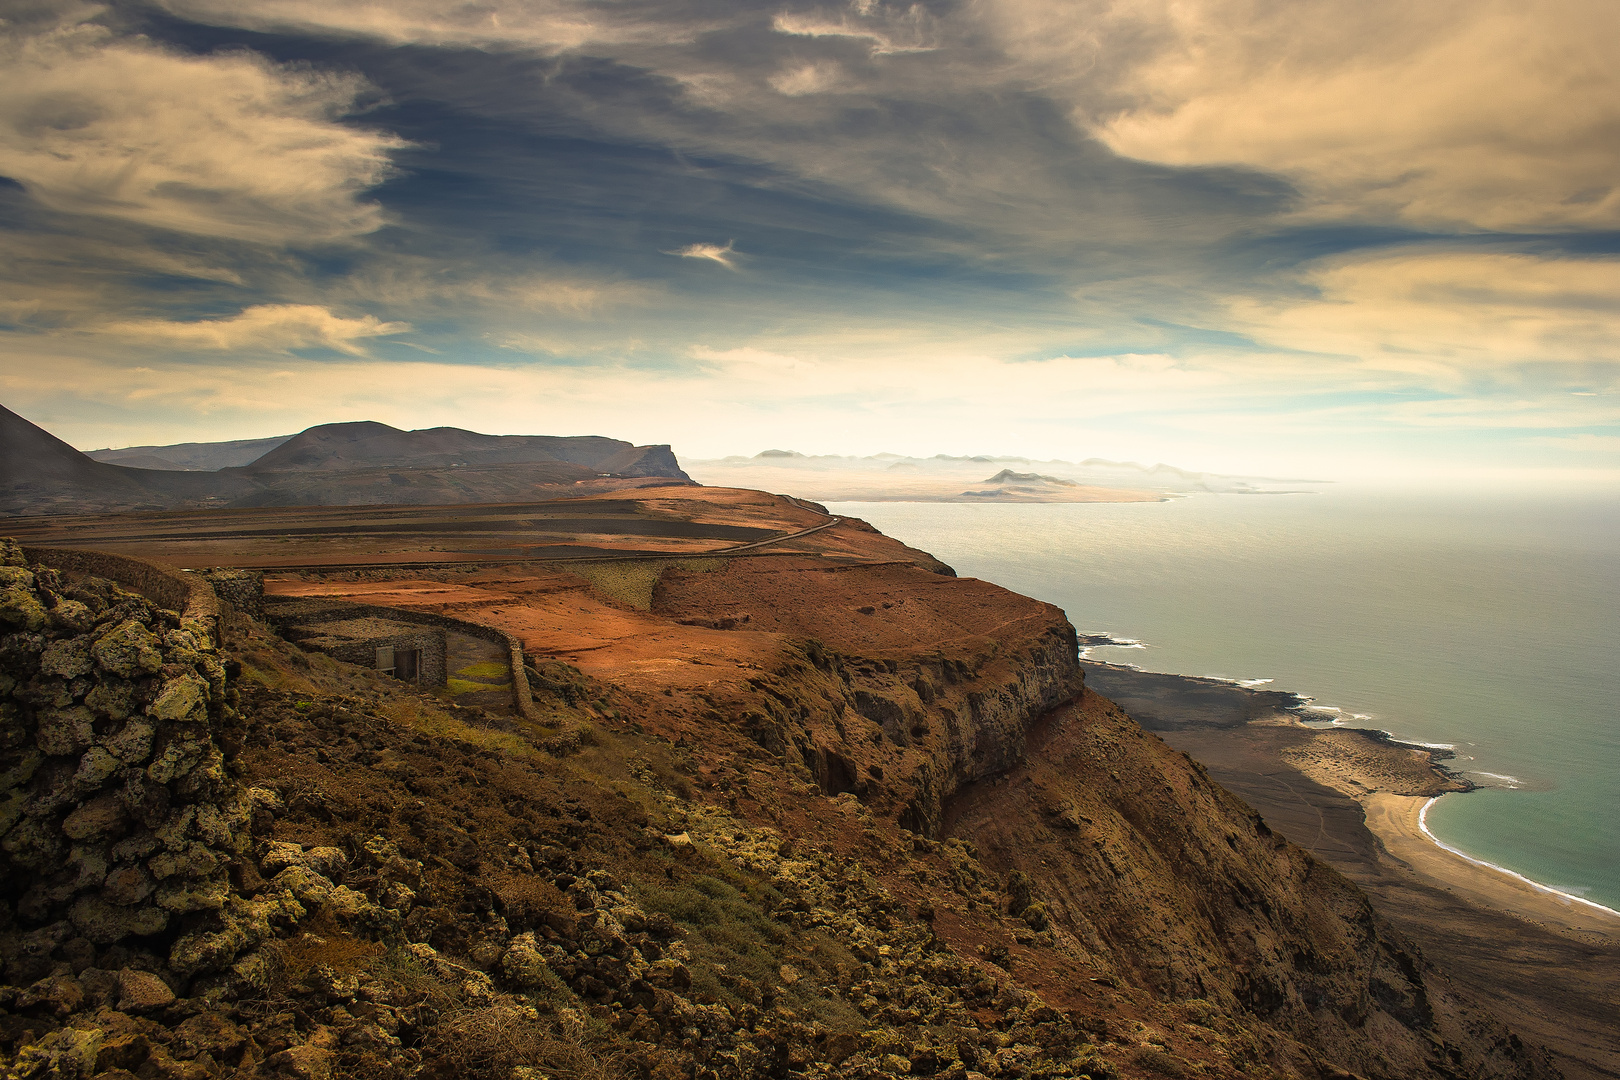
[{"xmin": 1363, "ymin": 792, "xmax": 1620, "ymax": 935}]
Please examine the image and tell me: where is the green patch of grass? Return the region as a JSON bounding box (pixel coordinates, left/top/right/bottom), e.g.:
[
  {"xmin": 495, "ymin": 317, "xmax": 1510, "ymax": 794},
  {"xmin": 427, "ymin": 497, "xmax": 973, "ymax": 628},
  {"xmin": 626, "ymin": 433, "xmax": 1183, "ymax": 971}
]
[
  {"xmin": 446, "ymin": 677, "xmax": 506, "ymax": 695},
  {"xmin": 455, "ymin": 661, "xmax": 511, "ymax": 681}
]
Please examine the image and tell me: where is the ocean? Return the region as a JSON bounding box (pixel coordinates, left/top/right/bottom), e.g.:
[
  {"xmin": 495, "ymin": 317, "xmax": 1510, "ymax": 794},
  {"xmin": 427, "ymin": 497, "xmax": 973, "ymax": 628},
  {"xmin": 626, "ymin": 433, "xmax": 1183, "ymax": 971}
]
[{"xmin": 824, "ymin": 489, "xmax": 1620, "ymax": 914}]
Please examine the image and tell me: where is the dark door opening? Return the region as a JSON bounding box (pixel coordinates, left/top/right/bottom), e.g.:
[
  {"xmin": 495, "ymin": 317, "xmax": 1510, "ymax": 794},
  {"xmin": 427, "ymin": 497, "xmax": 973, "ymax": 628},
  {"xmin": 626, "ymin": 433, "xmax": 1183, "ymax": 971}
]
[{"xmin": 395, "ymin": 648, "xmax": 420, "ymax": 682}]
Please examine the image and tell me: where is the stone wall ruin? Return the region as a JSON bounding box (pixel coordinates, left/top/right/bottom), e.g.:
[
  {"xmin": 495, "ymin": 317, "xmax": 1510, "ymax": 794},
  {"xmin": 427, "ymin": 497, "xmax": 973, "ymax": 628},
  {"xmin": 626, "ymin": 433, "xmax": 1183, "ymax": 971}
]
[{"xmin": 0, "ymin": 538, "xmax": 254, "ymax": 986}]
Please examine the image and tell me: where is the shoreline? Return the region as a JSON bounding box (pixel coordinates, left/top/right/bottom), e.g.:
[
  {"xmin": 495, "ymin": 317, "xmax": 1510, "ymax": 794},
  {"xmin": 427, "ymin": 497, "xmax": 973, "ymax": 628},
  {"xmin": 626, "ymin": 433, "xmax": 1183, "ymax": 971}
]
[
  {"xmin": 1081, "ymin": 660, "xmax": 1620, "ymax": 936},
  {"xmin": 1361, "ymin": 791, "xmax": 1620, "ymax": 934},
  {"xmin": 1419, "ymin": 793, "xmax": 1620, "ymax": 919}
]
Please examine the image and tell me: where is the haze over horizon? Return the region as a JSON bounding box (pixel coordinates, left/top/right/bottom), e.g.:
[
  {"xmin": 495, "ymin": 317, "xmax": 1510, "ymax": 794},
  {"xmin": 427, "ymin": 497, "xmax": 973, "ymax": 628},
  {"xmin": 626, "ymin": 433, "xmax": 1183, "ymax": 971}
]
[{"xmin": 3, "ymin": 0, "xmax": 1618, "ymax": 487}]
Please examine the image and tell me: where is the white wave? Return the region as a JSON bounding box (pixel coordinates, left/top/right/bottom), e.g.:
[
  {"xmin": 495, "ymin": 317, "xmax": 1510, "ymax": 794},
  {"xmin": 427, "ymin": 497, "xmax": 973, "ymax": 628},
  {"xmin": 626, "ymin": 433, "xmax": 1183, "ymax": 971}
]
[
  {"xmin": 1418, "ymin": 797, "xmax": 1620, "ymax": 918},
  {"xmin": 1237, "ymin": 678, "xmax": 1274, "ymax": 688}
]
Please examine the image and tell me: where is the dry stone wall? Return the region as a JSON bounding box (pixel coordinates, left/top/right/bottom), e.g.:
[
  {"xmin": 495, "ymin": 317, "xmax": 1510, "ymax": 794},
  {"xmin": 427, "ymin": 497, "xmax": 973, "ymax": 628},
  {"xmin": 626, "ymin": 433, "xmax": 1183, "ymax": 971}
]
[{"xmin": 0, "ymin": 538, "xmax": 251, "ymax": 986}]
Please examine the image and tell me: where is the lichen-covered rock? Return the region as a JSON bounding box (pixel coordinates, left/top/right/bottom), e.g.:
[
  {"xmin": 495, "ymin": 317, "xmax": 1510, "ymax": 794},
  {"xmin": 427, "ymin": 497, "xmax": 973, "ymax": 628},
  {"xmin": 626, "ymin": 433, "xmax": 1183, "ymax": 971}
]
[
  {"xmin": 39, "ymin": 637, "xmax": 93, "ymax": 680},
  {"xmin": 148, "ymin": 674, "xmax": 208, "ymax": 723},
  {"xmin": 101, "ymin": 719, "xmax": 154, "ymax": 764},
  {"xmin": 101, "ymin": 864, "xmax": 155, "ymax": 906},
  {"xmin": 47, "ymin": 599, "xmax": 96, "ymax": 635},
  {"xmin": 499, "ymin": 932, "xmax": 552, "ymax": 988},
  {"xmin": 115, "ymin": 968, "xmax": 176, "ymax": 1012},
  {"xmin": 264, "ymin": 1043, "xmax": 335, "ymax": 1080},
  {"xmin": 0, "ymin": 567, "xmax": 48, "ymax": 632},
  {"xmin": 35, "ymin": 705, "xmax": 94, "ymax": 756},
  {"xmin": 155, "ymin": 874, "xmax": 230, "ymax": 913},
  {"xmin": 84, "ymin": 679, "xmax": 137, "ymax": 722},
  {"xmin": 13, "ymin": 972, "xmax": 85, "ymax": 1017},
  {"xmin": 3, "ymin": 1025, "xmax": 103, "ymax": 1077},
  {"xmin": 69, "ymin": 895, "xmax": 169, "ymax": 944},
  {"xmin": 91, "ymin": 618, "xmax": 165, "ymax": 679},
  {"xmin": 71, "ymin": 747, "xmax": 120, "ymax": 791},
  {"xmin": 61, "ymin": 793, "xmax": 127, "ymax": 842}
]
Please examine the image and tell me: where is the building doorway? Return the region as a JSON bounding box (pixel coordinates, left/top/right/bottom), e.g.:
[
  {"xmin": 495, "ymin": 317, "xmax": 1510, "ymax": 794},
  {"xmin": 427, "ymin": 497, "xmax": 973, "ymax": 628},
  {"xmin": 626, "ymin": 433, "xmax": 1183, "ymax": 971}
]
[{"xmin": 376, "ymin": 645, "xmax": 422, "ymax": 683}]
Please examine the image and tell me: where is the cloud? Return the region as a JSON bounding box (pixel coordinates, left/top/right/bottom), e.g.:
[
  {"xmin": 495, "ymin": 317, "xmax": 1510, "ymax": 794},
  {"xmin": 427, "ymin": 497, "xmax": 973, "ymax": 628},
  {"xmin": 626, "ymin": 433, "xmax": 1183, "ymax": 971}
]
[
  {"xmin": 987, "ymin": 0, "xmax": 1620, "ymax": 232},
  {"xmin": 155, "ymin": 0, "xmax": 726, "ymax": 50},
  {"xmin": 1226, "ymin": 251, "xmax": 1620, "ymax": 376},
  {"xmin": 771, "ymin": 4, "xmax": 938, "ymax": 55},
  {"xmin": 331, "ymin": 258, "xmax": 654, "ymax": 316},
  {"xmin": 670, "ymin": 241, "xmax": 740, "ymax": 270},
  {"xmin": 0, "ymin": 4, "xmax": 406, "ymax": 243},
  {"xmin": 769, "ymin": 61, "xmax": 842, "ymax": 97},
  {"xmin": 1530, "ymin": 434, "xmax": 1620, "ymax": 453},
  {"xmin": 101, "ymin": 304, "xmax": 410, "ymax": 355}
]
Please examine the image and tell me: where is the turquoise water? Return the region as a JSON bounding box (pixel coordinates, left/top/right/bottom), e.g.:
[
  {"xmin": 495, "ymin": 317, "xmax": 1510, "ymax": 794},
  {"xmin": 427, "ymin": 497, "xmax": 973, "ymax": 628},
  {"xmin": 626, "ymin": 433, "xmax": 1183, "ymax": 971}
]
[{"xmin": 825, "ymin": 490, "xmax": 1620, "ymax": 913}]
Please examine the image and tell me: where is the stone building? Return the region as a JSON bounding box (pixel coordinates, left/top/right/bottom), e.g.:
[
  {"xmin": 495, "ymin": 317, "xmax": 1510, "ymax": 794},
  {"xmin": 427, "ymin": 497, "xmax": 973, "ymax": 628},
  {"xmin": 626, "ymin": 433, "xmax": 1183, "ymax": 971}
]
[{"xmin": 266, "ymin": 599, "xmax": 448, "ymax": 688}]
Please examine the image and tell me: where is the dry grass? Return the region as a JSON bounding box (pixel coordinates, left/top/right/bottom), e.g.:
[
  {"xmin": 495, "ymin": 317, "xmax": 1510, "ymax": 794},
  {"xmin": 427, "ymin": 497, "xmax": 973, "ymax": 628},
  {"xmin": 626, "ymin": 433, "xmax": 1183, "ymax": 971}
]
[
  {"xmin": 379, "ymin": 696, "xmax": 535, "ymax": 758},
  {"xmin": 435, "ymin": 1006, "xmax": 629, "ymax": 1080},
  {"xmin": 562, "ymin": 557, "xmax": 724, "ymax": 610}
]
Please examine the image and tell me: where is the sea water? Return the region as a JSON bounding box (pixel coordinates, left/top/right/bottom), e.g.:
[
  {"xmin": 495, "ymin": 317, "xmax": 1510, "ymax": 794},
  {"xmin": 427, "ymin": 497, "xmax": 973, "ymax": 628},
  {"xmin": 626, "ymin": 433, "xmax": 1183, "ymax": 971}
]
[{"xmin": 824, "ymin": 489, "xmax": 1620, "ymax": 914}]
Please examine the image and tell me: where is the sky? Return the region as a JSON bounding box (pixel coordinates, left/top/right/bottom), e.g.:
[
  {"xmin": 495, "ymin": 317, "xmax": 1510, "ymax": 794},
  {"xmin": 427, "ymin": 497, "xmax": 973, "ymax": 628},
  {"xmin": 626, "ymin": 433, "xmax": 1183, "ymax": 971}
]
[{"xmin": 2, "ymin": 0, "xmax": 1618, "ymax": 484}]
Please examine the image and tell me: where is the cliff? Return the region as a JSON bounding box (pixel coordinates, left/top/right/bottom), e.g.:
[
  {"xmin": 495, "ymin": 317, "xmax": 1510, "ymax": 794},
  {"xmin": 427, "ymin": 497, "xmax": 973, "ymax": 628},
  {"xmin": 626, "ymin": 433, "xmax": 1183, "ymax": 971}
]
[{"xmin": 0, "ymin": 519, "xmax": 1557, "ymax": 1080}]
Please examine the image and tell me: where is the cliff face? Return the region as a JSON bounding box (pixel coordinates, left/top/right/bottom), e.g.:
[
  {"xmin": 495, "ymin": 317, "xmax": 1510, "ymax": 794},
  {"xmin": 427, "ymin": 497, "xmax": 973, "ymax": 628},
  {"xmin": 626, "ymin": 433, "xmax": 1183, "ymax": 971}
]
[{"xmin": 651, "ymin": 557, "xmax": 1082, "ymax": 837}]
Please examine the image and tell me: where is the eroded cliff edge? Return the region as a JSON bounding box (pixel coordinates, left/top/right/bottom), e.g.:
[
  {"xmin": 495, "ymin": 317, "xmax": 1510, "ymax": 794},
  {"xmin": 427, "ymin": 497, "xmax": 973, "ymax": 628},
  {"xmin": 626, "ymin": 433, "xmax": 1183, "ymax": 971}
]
[{"xmin": 0, "ymin": 514, "xmax": 1557, "ymax": 1080}]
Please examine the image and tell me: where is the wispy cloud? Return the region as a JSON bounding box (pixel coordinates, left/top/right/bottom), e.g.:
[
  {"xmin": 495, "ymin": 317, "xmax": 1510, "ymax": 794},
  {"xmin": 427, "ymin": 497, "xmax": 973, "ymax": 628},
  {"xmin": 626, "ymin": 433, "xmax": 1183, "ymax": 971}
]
[
  {"xmin": 771, "ymin": 4, "xmax": 938, "ymax": 55},
  {"xmin": 669, "ymin": 241, "xmax": 741, "ymax": 270},
  {"xmin": 101, "ymin": 304, "xmax": 411, "ymax": 355}
]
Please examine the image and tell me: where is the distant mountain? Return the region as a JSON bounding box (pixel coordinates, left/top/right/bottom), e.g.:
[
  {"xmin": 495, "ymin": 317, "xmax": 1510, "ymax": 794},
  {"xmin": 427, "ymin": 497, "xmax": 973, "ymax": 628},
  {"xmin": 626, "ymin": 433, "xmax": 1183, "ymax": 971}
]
[
  {"xmin": 88, "ymin": 435, "xmax": 293, "ymax": 471},
  {"xmin": 1, "ymin": 404, "xmax": 247, "ymax": 515},
  {"xmin": 241, "ymin": 421, "xmax": 685, "ymax": 479},
  {"xmin": 979, "ymin": 469, "xmax": 1077, "ymax": 487},
  {"xmin": 1, "ymin": 406, "xmax": 692, "ymax": 516}
]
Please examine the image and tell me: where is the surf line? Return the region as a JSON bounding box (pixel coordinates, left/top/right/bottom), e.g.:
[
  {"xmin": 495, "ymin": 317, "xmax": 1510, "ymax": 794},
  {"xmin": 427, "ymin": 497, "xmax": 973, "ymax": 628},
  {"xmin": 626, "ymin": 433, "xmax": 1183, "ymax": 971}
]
[{"xmin": 1417, "ymin": 796, "xmax": 1620, "ymax": 918}]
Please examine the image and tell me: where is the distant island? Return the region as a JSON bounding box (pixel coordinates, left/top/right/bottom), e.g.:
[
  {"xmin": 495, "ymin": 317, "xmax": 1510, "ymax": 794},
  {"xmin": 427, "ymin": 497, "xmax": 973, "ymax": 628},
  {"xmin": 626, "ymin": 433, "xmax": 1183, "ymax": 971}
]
[{"xmin": 686, "ymin": 449, "xmax": 1318, "ymax": 502}]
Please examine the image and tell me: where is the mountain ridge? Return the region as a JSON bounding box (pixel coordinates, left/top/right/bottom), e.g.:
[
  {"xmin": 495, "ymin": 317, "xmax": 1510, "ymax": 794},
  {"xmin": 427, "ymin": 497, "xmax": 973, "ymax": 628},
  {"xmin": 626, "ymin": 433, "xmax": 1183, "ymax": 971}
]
[{"xmin": 1, "ymin": 407, "xmax": 692, "ymax": 516}]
